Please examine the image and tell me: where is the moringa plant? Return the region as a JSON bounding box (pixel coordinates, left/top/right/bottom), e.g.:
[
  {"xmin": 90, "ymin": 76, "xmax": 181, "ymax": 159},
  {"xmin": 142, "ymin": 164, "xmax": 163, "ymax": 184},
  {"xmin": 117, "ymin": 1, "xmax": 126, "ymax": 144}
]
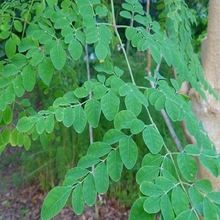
[{"xmin": 0, "ymin": 0, "xmax": 220, "ymax": 219}]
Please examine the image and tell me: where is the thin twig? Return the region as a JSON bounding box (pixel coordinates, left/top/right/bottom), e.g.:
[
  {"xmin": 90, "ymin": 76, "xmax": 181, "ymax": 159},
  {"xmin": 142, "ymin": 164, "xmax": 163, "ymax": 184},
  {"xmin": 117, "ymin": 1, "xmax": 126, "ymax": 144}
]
[
  {"xmin": 110, "ymin": 0, "xmax": 136, "ymax": 85},
  {"xmin": 85, "ymin": 45, "xmax": 94, "ymax": 145}
]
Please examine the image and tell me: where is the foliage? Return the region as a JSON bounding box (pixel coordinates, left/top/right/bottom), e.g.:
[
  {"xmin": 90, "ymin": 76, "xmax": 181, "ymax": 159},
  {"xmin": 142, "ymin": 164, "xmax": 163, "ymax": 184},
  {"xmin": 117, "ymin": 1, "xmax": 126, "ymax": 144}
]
[{"xmin": 0, "ymin": 0, "xmax": 220, "ymax": 220}]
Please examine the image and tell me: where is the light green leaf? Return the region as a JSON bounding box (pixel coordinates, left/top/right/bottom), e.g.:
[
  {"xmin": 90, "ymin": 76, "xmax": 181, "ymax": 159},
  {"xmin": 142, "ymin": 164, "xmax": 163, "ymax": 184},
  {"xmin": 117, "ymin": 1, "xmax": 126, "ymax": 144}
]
[
  {"xmin": 142, "ymin": 126, "xmax": 164, "ymax": 154},
  {"xmin": 95, "ymin": 42, "xmax": 108, "ymax": 61},
  {"xmin": 84, "ymin": 99, "xmax": 101, "ymax": 128},
  {"xmin": 17, "ymin": 117, "xmax": 35, "ymax": 133},
  {"xmin": 36, "ymin": 117, "xmax": 46, "ymax": 135},
  {"xmin": 136, "ymin": 165, "xmax": 160, "ymax": 185},
  {"xmin": 101, "ymin": 90, "xmax": 120, "ymax": 121},
  {"xmin": 129, "ymin": 198, "xmax": 154, "ymax": 220},
  {"xmin": 50, "ymin": 41, "xmax": 66, "ymax": 70},
  {"xmin": 83, "ymin": 174, "xmax": 97, "ymax": 206},
  {"xmin": 125, "ymin": 93, "xmax": 142, "ymax": 116},
  {"xmin": 63, "ymin": 167, "xmax": 89, "ymax": 186},
  {"xmin": 94, "ymin": 162, "xmax": 109, "ymax": 193},
  {"xmin": 107, "ymin": 149, "xmax": 123, "ymax": 182},
  {"xmin": 208, "ymin": 192, "xmax": 220, "ymax": 205},
  {"xmin": 45, "ymin": 115, "xmax": 55, "ymax": 133},
  {"xmin": 87, "ymin": 142, "xmax": 111, "ymax": 158},
  {"xmin": 143, "ymin": 196, "xmax": 161, "ymax": 214},
  {"xmin": 120, "ymin": 10, "xmax": 132, "ymax": 19},
  {"xmin": 78, "ymin": 155, "xmax": 100, "ymax": 169},
  {"xmin": 175, "ymin": 210, "xmax": 197, "ymax": 220},
  {"xmin": 103, "ymin": 129, "xmax": 125, "ymax": 145},
  {"xmin": 130, "ymin": 119, "xmax": 145, "ymax": 134},
  {"xmin": 73, "ymin": 106, "xmax": 87, "ymax": 133},
  {"xmin": 3, "ymin": 106, "xmax": 13, "ymax": 125},
  {"xmin": 72, "ymin": 184, "xmax": 84, "ymax": 215},
  {"xmin": 203, "ymin": 197, "xmax": 218, "ymax": 220},
  {"xmin": 38, "ymin": 58, "xmax": 54, "ymax": 86},
  {"xmin": 114, "ymin": 110, "xmax": 136, "ymax": 130},
  {"xmin": 41, "ymin": 186, "xmax": 72, "ymax": 220},
  {"xmin": 177, "ymin": 153, "xmax": 197, "ymax": 182},
  {"xmin": 13, "ymin": 75, "xmax": 25, "ymax": 97},
  {"xmin": 161, "ymin": 194, "xmax": 175, "ymax": 220},
  {"xmin": 14, "ymin": 20, "xmax": 23, "ymax": 32},
  {"xmin": 140, "ymin": 181, "xmax": 163, "ymax": 197},
  {"xmin": 5, "ymin": 37, "xmax": 17, "ymax": 58},
  {"xmin": 68, "ymin": 39, "xmax": 83, "ymax": 60},
  {"xmin": 119, "ymin": 136, "xmax": 138, "ymax": 169},
  {"xmin": 63, "ymin": 107, "xmax": 75, "ymax": 127},
  {"xmin": 171, "ymin": 186, "xmax": 189, "ymax": 215},
  {"xmin": 21, "ymin": 65, "xmax": 36, "ymax": 92}
]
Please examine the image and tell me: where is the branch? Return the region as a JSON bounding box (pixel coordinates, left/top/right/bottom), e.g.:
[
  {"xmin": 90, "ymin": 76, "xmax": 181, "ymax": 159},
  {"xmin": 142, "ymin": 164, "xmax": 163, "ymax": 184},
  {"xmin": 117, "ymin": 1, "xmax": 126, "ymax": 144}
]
[
  {"xmin": 85, "ymin": 45, "xmax": 94, "ymax": 145},
  {"xmin": 147, "ymin": 56, "xmax": 183, "ymax": 151}
]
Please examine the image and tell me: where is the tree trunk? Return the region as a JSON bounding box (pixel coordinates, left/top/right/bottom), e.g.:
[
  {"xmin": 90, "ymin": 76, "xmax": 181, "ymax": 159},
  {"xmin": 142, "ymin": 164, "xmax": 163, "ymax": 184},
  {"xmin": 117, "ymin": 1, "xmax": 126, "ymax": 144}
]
[{"xmin": 191, "ymin": 0, "xmax": 220, "ymax": 189}]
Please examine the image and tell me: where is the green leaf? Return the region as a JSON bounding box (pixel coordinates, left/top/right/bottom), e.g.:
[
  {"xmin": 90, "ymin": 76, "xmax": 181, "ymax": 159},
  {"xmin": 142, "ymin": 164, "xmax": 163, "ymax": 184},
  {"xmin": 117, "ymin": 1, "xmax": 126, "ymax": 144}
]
[
  {"xmin": 140, "ymin": 181, "xmax": 163, "ymax": 197},
  {"xmin": 143, "ymin": 196, "xmax": 161, "ymax": 214},
  {"xmin": 103, "ymin": 129, "xmax": 125, "ymax": 145},
  {"xmin": 36, "ymin": 117, "xmax": 46, "ymax": 135},
  {"xmin": 14, "ymin": 20, "xmax": 23, "ymax": 32},
  {"xmin": 87, "ymin": 142, "xmax": 111, "ymax": 158},
  {"xmin": 5, "ymin": 37, "xmax": 17, "ymax": 58},
  {"xmin": 78, "ymin": 155, "xmax": 100, "ymax": 169},
  {"xmin": 84, "ymin": 99, "xmax": 101, "ymax": 128},
  {"xmin": 3, "ymin": 106, "xmax": 13, "ymax": 125},
  {"xmin": 107, "ymin": 149, "xmax": 123, "ymax": 182},
  {"xmin": 101, "ymin": 90, "xmax": 120, "ymax": 121},
  {"xmin": 189, "ymin": 186, "xmax": 203, "ymax": 212},
  {"xmin": 119, "ymin": 136, "xmax": 138, "ymax": 169},
  {"xmin": 41, "ymin": 186, "xmax": 72, "ymax": 220},
  {"xmin": 129, "ymin": 198, "xmax": 154, "ymax": 220},
  {"xmin": 50, "ymin": 41, "xmax": 66, "ymax": 70},
  {"xmin": 74, "ymin": 87, "xmax": 89, "ymax": 98},
  {"xmin": 165, "ymin": 99, "xmax": 183, "ymax": 121},
  {"xmin": 72, "ymin": 184, "xmax": 84, "ymax": 215},
  {"xmin": 114, "ymin": 110, "xmax": 136, "ymax": 130},
  {"xmin": 68, "ymin": 39, "xmax": 83, "ymax": 61},
  {"xmin": 13, "ymin": 75, "xmax": 25, "ymax": 97},
  {"xmin": 73, "ymin": 106, "xmax": 87, "ymax": 133},
  {"xmin": 45, "ymin": 115, "xmax": 55, "ymax": 133},
  {"xmin": 194, "ymin": 179, "xmax": 212, "ymax": 193},
  {"xmin": 136, "ymin": 165, "xmax": 160, "ymax": 185},
  {"xmin": 94, "ymin": 162, "xmax": 109, "ymax": 193},
  {"xmin": 175, "ymin": 210, "xmax": 197, "ymax": 220},
  {"xmin": 171, "ymin": 186, "xmax": 189, "ymax": 215},
  {"xmin": 142, "ymin": 126, "xmax": 164, "ymax": 154},
  {"xmin": 83, "ymin": 174, "xmax": 97, "ymax": 206},
  {"xmin": 95, "ymin": 42, "xmax": 108, "ymax": 61},
  {"xmin": 120, "ymin": 10, "xmax": 132, "ymax": 19},
  {"xmin": 203, "ymin": 197, "xmax": 218, "ymax": 220},
  {"xmin": 38, "ymin": 58, "xmax": 54, "ymax": 86},
  {"xmin": 177, "ymin": 153, "xmax": 197, "ymax": 182},
  {"xmin": 160, "ymin": 194, "xmax": 175, "ymax": 220},
  {"xmin": 130, "ymin": 119, "xmax": 145, "ymax": 134},
  {"xmin": 141, "ymin": 153, "xmax": 163, "ymax": 167},
  {"xmin": 63, "ymin": 107, "xmax": 75, "ymax": 127},
  {"xmin": 17, "ymin": 117, "xmax": 35, "ymax": 133},
  {"xmin": 125, "ymin": 93, "xmax": 142, "ymax": 116},
  {"xmin": 21, "ymin": 65, "xmax": 36, "ymax": 92},
  {"xmin": 63, "ymin": 167, "xmax": 89, "ymax": 186},
  {"xmin": 208, "ymin": 192, "xmax": 220, "ymax": 205}
]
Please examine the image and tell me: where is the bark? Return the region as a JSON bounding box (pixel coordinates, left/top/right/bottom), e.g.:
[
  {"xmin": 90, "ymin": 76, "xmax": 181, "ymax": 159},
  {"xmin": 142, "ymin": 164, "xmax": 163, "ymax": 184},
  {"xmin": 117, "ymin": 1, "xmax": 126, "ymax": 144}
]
[{"xmin": 190, "ymin": 0, "xmax": 220, "ymax": 189}]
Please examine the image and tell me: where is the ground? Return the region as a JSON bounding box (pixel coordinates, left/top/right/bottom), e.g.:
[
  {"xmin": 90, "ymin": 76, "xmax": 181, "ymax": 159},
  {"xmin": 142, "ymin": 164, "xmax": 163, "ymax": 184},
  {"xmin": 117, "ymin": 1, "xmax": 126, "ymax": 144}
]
[{"xmin": 0, "ymin": 148, "xmax": 128, "ymax": 220}]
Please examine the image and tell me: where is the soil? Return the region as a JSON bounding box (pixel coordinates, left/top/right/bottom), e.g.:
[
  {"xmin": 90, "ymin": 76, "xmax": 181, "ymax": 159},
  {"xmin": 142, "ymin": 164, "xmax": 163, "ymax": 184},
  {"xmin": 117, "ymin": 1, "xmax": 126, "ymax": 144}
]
[{"xmin": 0, "ymin": 148, "xmax": 128, "ymax": 220}]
